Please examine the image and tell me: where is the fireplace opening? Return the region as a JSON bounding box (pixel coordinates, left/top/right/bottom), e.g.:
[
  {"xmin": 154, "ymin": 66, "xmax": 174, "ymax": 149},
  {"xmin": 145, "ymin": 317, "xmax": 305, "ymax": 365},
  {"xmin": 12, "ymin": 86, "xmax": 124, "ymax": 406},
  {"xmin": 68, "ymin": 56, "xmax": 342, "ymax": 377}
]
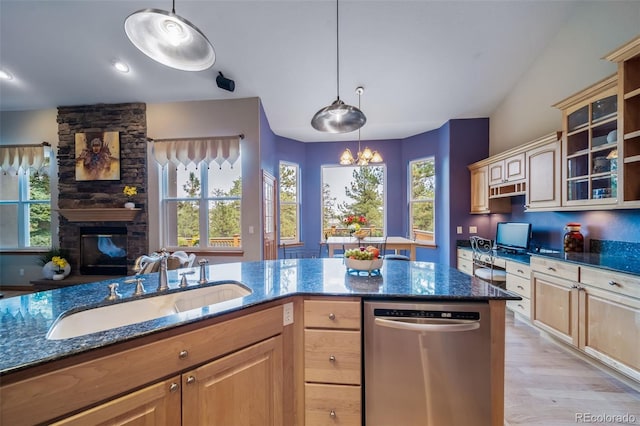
[{"xmin": 80, "ymin": 226, "xmax": 128, "ymax": 275}]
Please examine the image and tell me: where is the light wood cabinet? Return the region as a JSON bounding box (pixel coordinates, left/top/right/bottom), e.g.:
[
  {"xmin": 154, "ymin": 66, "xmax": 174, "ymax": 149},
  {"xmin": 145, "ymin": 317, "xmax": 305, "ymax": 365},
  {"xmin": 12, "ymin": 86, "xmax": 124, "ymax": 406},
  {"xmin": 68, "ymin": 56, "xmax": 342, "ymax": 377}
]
[
  {"xmin": 489, "ymin": 153, "xmax": 526, "ymax": 186},
  {"xmin": 1, "ymin": 306, "xmax": 284, "ymax": 426},
  {"xmin": 468, "ymin": 164, "xmax": 511, "ymax": 214},
  {"xmin": 531, "ymin": 257, "xmax": 640, "ymax": 382},
  {"xmin": 182, "ymin": 335, "xmax": 283, "ymax": 426},
  {"xmin": 50, "ymin": 377, "xmax": 182, "ymax": 426},
  {"xmin": 525, "ymin": 134, "xmax": 562, "ymax": 210},
  {"xmin": 505, "ymin": 260, "xmax": 531, "ymax": 319},
  {"xmin": 554, "ymin": 75, "xmax": 619, "ymax": 207},
  {"xmin": 303, "ymin": 298, "xmax": 361, "ymax": 426},
  {"xmin": 605, "ymin": 35, "xmax": 640, "ymax": 207},
  {"xmin": 457, "ymin": 248, "xmax": 473, "ymax": 276}
]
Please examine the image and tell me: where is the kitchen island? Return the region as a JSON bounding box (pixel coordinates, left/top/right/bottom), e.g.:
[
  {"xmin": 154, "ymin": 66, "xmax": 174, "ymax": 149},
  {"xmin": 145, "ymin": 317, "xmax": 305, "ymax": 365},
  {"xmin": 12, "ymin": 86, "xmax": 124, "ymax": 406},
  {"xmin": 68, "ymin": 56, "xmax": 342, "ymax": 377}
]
[{"xmin": 0, "ymin": 259, "xmax": 518, "ymax": 425}]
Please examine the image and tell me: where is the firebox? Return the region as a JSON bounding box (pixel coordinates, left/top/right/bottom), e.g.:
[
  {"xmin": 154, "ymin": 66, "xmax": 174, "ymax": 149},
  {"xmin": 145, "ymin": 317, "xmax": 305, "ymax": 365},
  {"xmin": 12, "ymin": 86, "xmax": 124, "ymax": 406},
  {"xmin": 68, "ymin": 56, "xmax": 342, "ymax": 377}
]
[{"xmin": 80, "ymin": 227, "xmax": 127, "ymax": 275}]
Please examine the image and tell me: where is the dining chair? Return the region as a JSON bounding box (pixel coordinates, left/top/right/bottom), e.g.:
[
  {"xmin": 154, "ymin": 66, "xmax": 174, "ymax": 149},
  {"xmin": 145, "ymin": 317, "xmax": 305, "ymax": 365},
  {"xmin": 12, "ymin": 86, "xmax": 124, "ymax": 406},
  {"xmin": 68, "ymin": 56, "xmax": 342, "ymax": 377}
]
[{"xmin": 469, "ymin": 236, "xmax": 507, "ymax": 286}]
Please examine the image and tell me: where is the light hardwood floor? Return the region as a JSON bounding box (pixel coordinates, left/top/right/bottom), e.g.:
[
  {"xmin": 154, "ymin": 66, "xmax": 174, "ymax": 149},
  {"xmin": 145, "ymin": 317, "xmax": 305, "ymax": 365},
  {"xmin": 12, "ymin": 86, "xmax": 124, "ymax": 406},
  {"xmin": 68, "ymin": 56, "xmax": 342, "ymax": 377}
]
[{"xmin": 504, "ymin": 312, "xmax": 640, "ymax": 425}]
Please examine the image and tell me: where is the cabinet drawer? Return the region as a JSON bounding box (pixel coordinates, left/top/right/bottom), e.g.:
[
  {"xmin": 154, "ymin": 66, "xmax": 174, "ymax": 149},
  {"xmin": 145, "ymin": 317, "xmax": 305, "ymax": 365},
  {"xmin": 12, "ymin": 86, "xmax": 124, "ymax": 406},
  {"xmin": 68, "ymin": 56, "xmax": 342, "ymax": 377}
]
[
  {"xmin": 506, "ymin": 261, "xmax": 530, "ymax": 279},
  {"xmin": 305, "ymin": 383, "xmax": 361, "ymax": 426},
  {"xmin": 580, "ymin": 266, "xmax": 640, "ymax": 300},
  {"xmin": 530, "ymin": 256, "xmax": 579, "ymax": 282},
  {"xmin": 457, "ymin": 248, "xmax": 472, "ymax": 261},
  {"xmin": 304, "ymin": 300, "xmax": 360, "ymax": 330},
  {"xmin": 305, "ymin": 330, "xmax": 360, "ymax": 385},
  {"xmin": 506, "ymin": 274, "xmax": 531, "ymax": 298},
  {"xmin": 457, "ymin": 258, "xmax": 473, "ymax": 276},
  {"xmin": 507, "ymin": 298, "xmax": 531, "ymax": 319}
]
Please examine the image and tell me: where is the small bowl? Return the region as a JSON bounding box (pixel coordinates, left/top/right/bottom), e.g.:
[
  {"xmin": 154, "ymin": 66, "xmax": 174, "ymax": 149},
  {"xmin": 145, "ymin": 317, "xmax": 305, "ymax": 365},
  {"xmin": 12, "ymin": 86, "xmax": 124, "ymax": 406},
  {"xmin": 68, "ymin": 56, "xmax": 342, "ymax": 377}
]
[
  {"xmin": 353, "ymin": 230, "xmax": 368, "ymax": 239},
  {"xmin": 345, "ymin": 257, "xmax": 383, "ymax": 274}
]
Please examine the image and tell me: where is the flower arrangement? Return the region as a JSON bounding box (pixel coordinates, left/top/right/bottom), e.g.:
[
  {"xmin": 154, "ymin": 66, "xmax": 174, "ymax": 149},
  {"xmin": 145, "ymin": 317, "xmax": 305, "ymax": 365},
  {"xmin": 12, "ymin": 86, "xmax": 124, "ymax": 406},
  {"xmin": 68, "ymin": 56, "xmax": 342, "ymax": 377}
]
[
  {"xmin": 51, "ymin": 256, "xmax": 68, "ymax": 274},
  {"xmin": 123, "ymin": 185, "xmax": 137, "ymax": 199},
  {"xmin": 343, "ymin": 215, "xmax": 367, "ymax": 233}
]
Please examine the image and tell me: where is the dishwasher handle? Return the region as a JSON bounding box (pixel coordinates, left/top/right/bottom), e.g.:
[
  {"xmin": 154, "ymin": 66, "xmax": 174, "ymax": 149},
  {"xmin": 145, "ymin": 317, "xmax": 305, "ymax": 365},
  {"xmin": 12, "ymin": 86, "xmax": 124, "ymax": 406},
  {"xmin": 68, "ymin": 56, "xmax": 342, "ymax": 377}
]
[{"xmin": 374, "ymin": 317, "xmax": 480, "ymax": 333}]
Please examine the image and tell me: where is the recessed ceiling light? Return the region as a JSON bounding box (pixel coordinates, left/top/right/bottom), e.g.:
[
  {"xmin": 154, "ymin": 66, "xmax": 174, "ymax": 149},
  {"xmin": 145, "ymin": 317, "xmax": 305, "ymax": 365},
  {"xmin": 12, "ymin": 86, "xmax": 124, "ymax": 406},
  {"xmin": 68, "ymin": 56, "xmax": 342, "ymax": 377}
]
[
  {"xmin": 112, "ymin": 60, "xmax": 130, "ymax": 73},
  {"xmin": 0, "ymin": 69, "xmax": 14, "ymax": 80}
]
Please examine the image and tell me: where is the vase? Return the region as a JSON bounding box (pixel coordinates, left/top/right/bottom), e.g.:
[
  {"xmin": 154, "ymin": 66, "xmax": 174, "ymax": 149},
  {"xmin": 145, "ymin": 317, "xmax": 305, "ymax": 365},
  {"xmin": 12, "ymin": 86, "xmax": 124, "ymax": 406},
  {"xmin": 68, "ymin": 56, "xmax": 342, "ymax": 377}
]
[
  {"xmin": 124, "ymin": 201, "xmax": 135, "ymax": 209},
  {"xmin": 43, "ymin": 261, "xmax": 71, "ymax": 279},
  {"xmin": 52, "ymin": 273, "xmax": 65, "ymax": 281}
]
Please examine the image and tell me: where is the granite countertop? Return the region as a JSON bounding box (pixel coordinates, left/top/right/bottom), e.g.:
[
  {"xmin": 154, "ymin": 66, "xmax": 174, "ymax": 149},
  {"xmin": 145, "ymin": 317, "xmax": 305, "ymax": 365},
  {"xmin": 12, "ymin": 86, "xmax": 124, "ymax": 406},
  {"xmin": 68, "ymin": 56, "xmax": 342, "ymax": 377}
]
[
  {"xmin": 530, "ymin": 252, "xmax": 640, "ymax": 276},
  {"xmin": 0, "ymin": 259, "xmax": 517, "ymax": 376},
  {"xmin": 457, "ymin": 244, "xmax": 640, "ymax": 276}
]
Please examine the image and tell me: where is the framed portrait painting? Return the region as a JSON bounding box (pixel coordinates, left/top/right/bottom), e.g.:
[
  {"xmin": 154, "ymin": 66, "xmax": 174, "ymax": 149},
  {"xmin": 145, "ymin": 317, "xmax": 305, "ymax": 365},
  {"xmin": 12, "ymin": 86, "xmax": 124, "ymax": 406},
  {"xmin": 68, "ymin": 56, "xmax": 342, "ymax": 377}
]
[{"xmin": 75, "ymin": 131, "xmax": 121, "ymax": 181}]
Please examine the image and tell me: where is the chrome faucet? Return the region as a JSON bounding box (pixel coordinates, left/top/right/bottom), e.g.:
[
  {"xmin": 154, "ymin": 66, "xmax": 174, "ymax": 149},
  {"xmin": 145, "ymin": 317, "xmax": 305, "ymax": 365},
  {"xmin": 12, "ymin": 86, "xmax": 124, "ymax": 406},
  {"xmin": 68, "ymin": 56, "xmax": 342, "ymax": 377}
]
[
  {"xmin": 198, "ymin": 259, "xmax": 209, "ymax": 285},
  {"xmin": 157, "ymin": 249, "xmax": 170, "ymax": 292}
]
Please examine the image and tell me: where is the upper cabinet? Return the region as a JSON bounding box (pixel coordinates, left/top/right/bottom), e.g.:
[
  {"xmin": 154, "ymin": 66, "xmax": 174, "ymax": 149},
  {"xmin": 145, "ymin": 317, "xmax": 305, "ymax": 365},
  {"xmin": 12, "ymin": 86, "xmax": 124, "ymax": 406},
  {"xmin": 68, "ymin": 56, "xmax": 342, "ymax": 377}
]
[
  {"xmin": 489, "ymin": 153, "xmax": 526, "ymax": 186},
  {"xmin": 554, "ymin": 75, "xmax": 619, "ymax": 207},
  {"xmin": 468, "ymin": 164, "xmax": 511, "ymax": 214},
  {"xmin": 525, "ymin": 133, "xmax": 562, "ymax": 210},
  {"xmin": 605, "ymin": 35, "xmax": 640, "ymax": 207}
]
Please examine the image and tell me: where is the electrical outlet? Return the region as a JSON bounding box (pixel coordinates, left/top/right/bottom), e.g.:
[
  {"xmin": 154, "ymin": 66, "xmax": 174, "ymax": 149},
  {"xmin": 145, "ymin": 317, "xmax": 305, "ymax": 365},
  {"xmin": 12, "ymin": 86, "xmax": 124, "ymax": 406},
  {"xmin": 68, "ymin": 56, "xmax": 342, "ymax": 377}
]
[
  {"xmin": 19, "ymin": 268, "xmax": 25, "ymax": 276},
  {"xmin": 283, "ymin": 302, "xmax": 294, "ymax": 326},
  {"xmin": 469, "ymin": 226, "xmax": 478, "ymax": 234},
  {"xmin": 456, "ymin": 226, "xmax": 463, "ymax": 234}
]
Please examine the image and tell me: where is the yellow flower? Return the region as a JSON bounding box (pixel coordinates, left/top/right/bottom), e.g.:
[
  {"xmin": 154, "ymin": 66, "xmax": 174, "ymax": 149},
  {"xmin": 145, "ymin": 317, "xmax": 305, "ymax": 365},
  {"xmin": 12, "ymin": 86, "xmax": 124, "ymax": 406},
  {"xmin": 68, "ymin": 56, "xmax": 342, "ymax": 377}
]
[
  {"xmin": 51, "ymin": 256, "xmax": 68, "ymax": 270},
  {"xmin": 123, "ymin": 185, "xmax": 137, "ymax": 197}
]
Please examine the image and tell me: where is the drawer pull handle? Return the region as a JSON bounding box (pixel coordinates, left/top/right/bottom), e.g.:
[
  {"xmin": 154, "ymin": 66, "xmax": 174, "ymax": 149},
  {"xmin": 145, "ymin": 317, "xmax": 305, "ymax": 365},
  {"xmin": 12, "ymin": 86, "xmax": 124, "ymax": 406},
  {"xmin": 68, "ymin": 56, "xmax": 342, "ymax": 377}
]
[
  {"xmin": 328, "ymin": 313, "xmax": 336, "ymax": 320},
  {"xmin": 329, "ymin": 410, "xmax": 336, "ymax": 418},
  {"xmin": 329, "ymin": 355, "xmax": 336, "ymax": 362},
  {"xmin": 517, "ymin": 304, "xmax": 524, "ymax": 309},
  {"xmin": 517, "ymin": 269, "xmax": 524, "ymax": 274},
  {"xmin": 517, "ymin": 285, "xmax": 524, "ymax": 290},
  {"xmin": 571, "ymin": 284, "xmax": 579, "ymax": 289},
  {"xmin": 186, "ymin": 376, "xmax": 196, "ymax": 385},
  {"xmin": 608, "ymin": 280, "xmax": 620, "ymax": 287},
  {"xmin": 547, "ymin": 267, "xmax": 556, "ymax": 272},
  {"xmin": 178, "ymin": 350, "xmax": 188, "ymax": 359},
  {"xmin": 169, "ymin": 383, "xmax": 179, "ymax": 392}
]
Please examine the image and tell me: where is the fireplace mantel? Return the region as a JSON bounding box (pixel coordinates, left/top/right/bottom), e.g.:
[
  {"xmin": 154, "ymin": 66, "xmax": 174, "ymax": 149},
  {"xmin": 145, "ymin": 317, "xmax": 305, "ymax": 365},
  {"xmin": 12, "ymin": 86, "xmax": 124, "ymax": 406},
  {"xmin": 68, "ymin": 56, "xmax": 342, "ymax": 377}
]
[{"xmin": 57, "ymin": 208, "xmax": 140, "ymax": 222}]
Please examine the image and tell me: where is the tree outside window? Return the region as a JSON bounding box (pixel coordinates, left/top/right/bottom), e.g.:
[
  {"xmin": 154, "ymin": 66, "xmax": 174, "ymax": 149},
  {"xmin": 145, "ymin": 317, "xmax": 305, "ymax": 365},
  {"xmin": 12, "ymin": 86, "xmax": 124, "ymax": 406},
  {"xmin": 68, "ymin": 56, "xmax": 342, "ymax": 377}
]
[
  {"xmin": 162, "ymin": 158, "xmax": 242, "ymax": 249},
  {"xmin": 409, "ymin": 157, "xmax": 435, "ymax": 242},
  {"xmin": 279, "ymin": 162, "xmax": 299, "ymax": 243},
  {"xmin": 322, "ymin": 165, "xmax": 385, "ymax": 237},
  {"xmin": 0, "ymin": 159, "xmax": 51, "ymax": 249}
]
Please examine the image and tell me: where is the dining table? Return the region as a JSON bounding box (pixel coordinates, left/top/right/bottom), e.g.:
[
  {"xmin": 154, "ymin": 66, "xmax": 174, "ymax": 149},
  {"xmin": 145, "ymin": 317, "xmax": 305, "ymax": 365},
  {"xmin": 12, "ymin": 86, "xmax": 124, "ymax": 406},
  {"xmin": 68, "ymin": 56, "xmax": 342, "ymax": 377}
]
[{"xmin": 326, "ymin": 236, "xmax": 417, "ymax": 260}]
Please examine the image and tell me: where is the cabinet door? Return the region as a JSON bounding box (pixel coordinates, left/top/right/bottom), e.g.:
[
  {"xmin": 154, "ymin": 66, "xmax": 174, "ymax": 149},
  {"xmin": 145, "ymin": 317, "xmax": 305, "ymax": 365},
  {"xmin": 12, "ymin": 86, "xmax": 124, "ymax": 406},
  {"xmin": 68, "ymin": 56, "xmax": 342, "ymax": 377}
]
[
  {"xmin": 526, "ymin": 139, "xmax": 561, "ymax": 209},
  {"xmin": 488, "ymin": 161, "xmax": 505, "ymax": 186},
  {"xmin": 182, "ymin": 335, "xmax": 283, "ymax": 426},
  {"xmin": 51, "ymin": 377, "xmax": 181, "ymax": 426},
  {"xmin": 470, "ymin": 165, "xmax": 490, "ymax": 213},
  {"xmin": 504, "ymin": 153, "xmax": 526, "ymax": 182},
  {"xmin": 532, "ymin": 272, "xmax": 579, "ymax": 345},
  {"xmin": 579, "ymin": 286, "xmax": 640, "ymax": 382}
]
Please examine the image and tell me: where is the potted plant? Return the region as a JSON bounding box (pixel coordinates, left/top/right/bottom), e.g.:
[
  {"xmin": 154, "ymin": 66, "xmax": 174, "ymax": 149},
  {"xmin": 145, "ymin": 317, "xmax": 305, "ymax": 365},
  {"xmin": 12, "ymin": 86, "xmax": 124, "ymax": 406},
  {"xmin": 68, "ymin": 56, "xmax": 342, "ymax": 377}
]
[{"xmin": 39, "ymin": 248, "xmax": 71, "ymax": 279}]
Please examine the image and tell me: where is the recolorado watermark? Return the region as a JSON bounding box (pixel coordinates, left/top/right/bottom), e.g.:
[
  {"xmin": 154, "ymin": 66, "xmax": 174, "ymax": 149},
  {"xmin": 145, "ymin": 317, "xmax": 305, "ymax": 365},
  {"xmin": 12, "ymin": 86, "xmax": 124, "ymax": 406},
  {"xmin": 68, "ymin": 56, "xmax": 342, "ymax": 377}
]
[{"xmin": 575, "ymin": 412, "xmax": 638, "ymax": 424}]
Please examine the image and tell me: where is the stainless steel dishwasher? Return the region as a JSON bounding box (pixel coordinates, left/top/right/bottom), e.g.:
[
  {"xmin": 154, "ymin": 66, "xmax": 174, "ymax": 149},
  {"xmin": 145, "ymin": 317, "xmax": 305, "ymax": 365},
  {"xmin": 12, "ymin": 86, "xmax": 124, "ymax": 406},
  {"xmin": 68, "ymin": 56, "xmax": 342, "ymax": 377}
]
[{"xmin": 364, "ymin": 300, "xmax": 492, "ymax": 426}]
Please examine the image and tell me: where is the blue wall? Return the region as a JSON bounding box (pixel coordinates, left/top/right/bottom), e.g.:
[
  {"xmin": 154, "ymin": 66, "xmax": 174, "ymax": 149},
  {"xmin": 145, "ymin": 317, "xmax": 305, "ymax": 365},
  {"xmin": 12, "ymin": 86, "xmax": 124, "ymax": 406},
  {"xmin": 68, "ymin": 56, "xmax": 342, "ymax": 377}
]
[{"xmin": 273, "ymin": 118, "xmax": 491, "ymax": 265}]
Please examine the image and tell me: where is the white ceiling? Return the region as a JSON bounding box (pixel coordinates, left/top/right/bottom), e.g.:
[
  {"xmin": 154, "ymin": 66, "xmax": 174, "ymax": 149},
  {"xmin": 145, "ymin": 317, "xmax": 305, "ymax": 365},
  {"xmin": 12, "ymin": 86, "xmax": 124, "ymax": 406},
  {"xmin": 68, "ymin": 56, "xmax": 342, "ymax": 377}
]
[{"xmin": 0, "ymin": 0, "xmax": 584, "ymax": 142}]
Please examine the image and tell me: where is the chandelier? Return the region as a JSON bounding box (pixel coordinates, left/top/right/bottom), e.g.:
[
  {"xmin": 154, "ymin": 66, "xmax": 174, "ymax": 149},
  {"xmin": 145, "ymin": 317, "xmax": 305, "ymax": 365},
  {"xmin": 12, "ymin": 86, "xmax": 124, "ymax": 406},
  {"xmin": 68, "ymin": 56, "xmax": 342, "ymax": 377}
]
[{"xmin": 339, "ymin": 87, "xmax": 382, "ymax": 165}]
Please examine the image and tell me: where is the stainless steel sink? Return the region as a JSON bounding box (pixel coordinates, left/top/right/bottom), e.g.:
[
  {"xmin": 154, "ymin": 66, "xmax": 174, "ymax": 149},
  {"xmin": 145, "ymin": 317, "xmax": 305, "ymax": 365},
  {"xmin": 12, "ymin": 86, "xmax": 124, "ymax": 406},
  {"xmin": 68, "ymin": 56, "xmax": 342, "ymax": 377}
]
[{"xmin": 46, "ymin": 282, "xmax": 251, "ymax": 340}]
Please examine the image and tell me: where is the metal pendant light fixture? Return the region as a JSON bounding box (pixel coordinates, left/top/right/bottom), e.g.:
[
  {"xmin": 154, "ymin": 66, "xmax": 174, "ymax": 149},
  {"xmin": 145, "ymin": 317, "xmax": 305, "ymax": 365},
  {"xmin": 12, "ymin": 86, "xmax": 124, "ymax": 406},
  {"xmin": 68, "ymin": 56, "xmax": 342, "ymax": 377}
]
[
  {"xmin": 339, "ymin": 87, "xmax": 382, "ymax": 165},
  {"xmin": 124, "ymin": 0, "xmax": 215, "ymax": 72},
  {"xmin": 311, "ymin": 0, "xmax": 366, "ymax": 133}
]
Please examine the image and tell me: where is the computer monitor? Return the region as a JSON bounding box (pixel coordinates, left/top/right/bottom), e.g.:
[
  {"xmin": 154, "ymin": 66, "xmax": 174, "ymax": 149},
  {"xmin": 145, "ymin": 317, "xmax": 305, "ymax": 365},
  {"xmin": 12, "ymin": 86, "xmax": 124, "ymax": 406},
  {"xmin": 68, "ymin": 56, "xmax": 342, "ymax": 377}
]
[{"xmin": 495, "ymin": 222, "xmax": 531, "ymax": 253}]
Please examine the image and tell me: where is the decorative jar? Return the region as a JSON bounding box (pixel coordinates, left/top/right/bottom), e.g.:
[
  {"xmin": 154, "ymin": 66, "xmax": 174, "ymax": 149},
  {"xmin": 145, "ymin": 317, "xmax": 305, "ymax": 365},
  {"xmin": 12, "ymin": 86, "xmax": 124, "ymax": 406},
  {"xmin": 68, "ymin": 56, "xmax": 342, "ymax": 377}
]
[{"xmin": 563, "ymin": 223, "xmax": 584, "ymax": 253}]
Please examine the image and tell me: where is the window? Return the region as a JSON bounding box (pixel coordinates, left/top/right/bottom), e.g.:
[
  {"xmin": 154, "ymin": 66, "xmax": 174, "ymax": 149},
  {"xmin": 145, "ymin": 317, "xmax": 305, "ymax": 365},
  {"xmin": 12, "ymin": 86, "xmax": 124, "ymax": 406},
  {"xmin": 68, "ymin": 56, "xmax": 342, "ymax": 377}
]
[
  {"xmin": 0, "ymin": 158, "xmax": 52, "ymax": 249},
  {"xmin": 279, "ymin": 162, "xmax": 299, "ymax": 243},
  {"xmin": 409, "ymin": 157, "xmax": 435, "ymax": 243},
  {"xmin": 161, "ymin": 159, "xmax": 242, "ymax": 249},
  {"xmin": 321, "ymin": 165, "xmax": 385, "ymax": 237}
]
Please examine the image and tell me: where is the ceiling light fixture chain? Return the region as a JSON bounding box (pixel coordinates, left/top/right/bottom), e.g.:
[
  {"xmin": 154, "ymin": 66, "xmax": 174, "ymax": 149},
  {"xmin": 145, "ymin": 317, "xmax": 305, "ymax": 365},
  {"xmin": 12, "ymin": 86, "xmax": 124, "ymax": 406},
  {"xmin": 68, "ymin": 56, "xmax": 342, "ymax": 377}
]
[
  {"xmin": 339, "ymin": 87, "xmax": 382, "ymax": 166},
  {"xmin": 311, "ymin": 0, "xmax": 366, "ymax": 133}
]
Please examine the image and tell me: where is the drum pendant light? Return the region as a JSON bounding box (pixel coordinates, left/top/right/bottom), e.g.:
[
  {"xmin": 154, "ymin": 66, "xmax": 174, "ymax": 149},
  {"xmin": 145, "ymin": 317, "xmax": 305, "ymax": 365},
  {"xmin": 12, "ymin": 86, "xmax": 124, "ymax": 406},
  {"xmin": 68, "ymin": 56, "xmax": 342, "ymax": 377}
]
[
  {"xmin": 124, "ymin": 0, "xmax": 215, "ymax": 72},
  {"xmin": 311, "ymin": 0, "xmax": 366, "ymax": 133}
]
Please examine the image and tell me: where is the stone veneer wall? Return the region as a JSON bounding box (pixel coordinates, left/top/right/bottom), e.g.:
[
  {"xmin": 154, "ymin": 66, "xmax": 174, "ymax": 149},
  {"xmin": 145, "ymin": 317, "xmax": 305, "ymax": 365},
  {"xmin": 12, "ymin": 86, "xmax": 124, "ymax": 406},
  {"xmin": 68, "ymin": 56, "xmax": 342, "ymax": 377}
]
[{"xmin": 56, "ymin": 103, "xmax": 149, "ymax": 274}]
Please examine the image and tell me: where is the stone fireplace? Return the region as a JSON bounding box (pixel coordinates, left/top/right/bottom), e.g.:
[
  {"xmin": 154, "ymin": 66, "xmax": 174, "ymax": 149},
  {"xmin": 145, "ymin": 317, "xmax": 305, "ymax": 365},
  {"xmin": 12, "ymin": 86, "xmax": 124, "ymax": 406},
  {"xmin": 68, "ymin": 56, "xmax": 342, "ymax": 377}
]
[{"xmin": 56, "ymin": 103, "xmax": 149, "ymax": 275}]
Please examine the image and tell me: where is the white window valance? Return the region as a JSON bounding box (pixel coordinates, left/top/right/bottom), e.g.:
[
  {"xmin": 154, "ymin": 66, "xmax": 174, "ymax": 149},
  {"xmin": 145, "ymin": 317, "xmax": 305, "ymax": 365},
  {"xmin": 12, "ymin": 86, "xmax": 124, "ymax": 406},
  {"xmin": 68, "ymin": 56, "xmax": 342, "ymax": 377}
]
[
  {"xmin": 151, "ymin": 135, "xmax": 242, "ymax": 169},
  {"xmin": 0, "ymin": 142, "xmax": 50, "ymax": 175}
]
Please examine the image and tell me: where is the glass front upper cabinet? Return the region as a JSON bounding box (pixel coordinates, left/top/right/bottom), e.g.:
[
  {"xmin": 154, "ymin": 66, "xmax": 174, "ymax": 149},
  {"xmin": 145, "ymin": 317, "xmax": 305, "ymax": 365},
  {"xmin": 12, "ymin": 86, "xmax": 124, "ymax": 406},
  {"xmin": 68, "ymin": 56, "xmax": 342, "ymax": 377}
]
[{"xmin": 555, "ymin": 76, "xmax": 619, "ymax": 205}]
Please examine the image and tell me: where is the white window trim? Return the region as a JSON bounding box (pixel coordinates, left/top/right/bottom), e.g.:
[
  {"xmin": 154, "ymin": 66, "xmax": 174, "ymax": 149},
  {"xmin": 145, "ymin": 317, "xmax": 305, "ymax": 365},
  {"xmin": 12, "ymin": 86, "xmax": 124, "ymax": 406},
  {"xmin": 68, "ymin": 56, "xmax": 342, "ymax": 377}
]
[
  {"xmin": 409, "ymin": 157, "xmax": 436, "ymax": 245},
  {"xmin": 279, "ymin": 161, "xmax": 300, "ymax": 244}
]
